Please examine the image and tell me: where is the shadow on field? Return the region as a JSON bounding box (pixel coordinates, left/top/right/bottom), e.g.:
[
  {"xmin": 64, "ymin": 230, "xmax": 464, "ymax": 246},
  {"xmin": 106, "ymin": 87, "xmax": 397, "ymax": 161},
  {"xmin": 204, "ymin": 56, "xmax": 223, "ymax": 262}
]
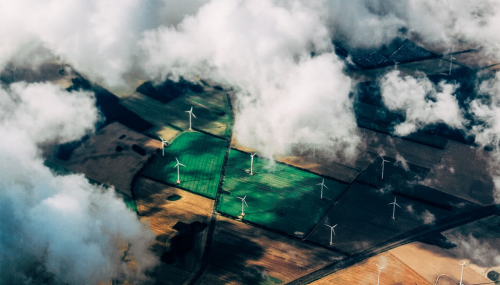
[{"xmin": 204, "ymin": 220, "xmax": 268, "ymax": 285}]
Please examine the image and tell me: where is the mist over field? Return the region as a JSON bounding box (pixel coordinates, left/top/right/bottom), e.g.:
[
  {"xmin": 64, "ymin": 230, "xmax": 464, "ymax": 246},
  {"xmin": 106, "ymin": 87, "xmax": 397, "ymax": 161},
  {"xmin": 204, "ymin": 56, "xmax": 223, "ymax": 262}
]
[{"xmin": 2, "ymin": 0, "xmax": 500, "ymax": 283}]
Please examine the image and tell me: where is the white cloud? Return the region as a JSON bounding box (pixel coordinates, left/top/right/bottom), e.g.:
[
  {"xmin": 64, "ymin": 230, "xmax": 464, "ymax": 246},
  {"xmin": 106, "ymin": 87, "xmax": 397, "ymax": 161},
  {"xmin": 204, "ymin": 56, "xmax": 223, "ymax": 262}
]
[
  {"xmin": 140, "ymin": 0, "xmax": 361, "ymax": 159},
  {"xmin": 380, "ymin": 70, "xmax": 464, "ymax": 136},
  {"xmin": 0, "ymin": 82, "xmax": 157, "ymax": 284}
]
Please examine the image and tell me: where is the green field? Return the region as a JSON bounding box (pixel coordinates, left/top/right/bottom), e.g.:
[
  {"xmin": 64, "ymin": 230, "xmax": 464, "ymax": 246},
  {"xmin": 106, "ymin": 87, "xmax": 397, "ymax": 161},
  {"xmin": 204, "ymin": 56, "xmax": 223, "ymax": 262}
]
[
  {"xmin": 120, "ymin": 88, "xmax": 232, "ymax": 139},
  {"xmin": 218, "ymin": 149, "xmax": 349, "ymax": 236},
  {"xmin": 141, "ymin": 131, "xmax": 227, "ymax": 198}
]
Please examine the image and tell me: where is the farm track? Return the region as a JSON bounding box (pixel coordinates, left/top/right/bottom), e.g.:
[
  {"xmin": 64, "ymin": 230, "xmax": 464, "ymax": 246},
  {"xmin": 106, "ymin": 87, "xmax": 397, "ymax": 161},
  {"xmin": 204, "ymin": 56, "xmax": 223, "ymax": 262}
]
[
  {"xmin": 187, "ymin": 93, "xmax": 234, "ymax": 285},
  {"xmin": 287, "ymin": 204, "xmax": 500, "ymax": 285}
]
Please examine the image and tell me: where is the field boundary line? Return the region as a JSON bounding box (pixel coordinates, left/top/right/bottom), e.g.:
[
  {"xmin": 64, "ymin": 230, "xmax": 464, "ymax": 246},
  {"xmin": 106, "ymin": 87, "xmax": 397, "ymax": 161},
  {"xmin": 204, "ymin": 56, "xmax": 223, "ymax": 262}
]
[
  {"xmin": 187, "ymin": 92, "xmax": 234, "ymax": 285},
  {"xmin": 138, "ymin": 174, "xmax": 216, "ymax": 200},
  {"xmin": 286, "ymin": 204, "xmax": 500, "ymax": 285},
  {"xmin": 191, "ymin": 127, "xmax": 228, "ymax": 141},
  {"xmin": 230, "ymin": 148, "xmax": 350, "ymax": 186}
]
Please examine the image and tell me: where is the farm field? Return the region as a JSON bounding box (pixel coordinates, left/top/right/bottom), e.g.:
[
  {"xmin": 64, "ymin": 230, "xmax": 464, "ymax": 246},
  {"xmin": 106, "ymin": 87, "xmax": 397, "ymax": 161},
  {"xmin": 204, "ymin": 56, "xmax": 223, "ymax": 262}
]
[
  {"xmin": 441, "ymin": 215, "xmax": 500, "ymax": 280},
  {"xmin": 360, "ymin": 128, "xmax": 446, "ymax": 169},
  {"xmin": 141, "ymin": 131, "xmax": 227, "ymax": 198},
  {"xmin": 218, "ymin": 149, "xmax": 349, "ymax": 236},
  {"xmin": 44, "ymin": 122, "xmax": 157, "ymax": 197},
  {"xmin": 307, "ymin": 182, "xmax": 453, "ymax": 255},
  {"xmin": 120, "ymin": 85, "xmax": 232, "ymax": 139},
  {"xmin": 198, "ymin": 216, "xmax": 343, "ymax": 285},
  {"xmin": 274, "ymin": 155, "xmax": 361, "ymax": 184},
  {"xmin": 309, "ymin": 252, "xmax": 431, "ymax": 285},
  {"xmin": 423, "ymin": 141, "xmax": 495, "ymax": 205},
  {"xmin": 133, "ymin": 177, "xmax": 214, "ymax": 285},
  {"xmin": 356, "ymin": 155, "xmax": 430, "ymax": 189},
  {"xmin": 390, "ymin": 242, "xmax": 492, "ymax": 284}
]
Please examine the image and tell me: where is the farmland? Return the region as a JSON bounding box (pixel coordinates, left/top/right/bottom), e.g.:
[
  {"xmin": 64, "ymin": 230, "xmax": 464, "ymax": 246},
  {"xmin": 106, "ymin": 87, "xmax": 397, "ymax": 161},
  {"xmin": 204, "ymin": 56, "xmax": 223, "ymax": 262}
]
[
  {"xmin": 217, "ymin": 149, "xmax": 349, "ymax": 237},
  {"xmin": 390, "ymin": 242, "xmax": 492, "ymax": 284},
  {"xmin": 198, "ymin": 216, "xmax": 343, "ymax": 285},
  {"xmin": 44, "ymin": 122, "xmax": 157, "ymax": 197},
  {"xmin": 133, "ymin": 177, "xmax": 215, "ymax": 285},
  {"xmin": 309, "ymin": 252, "xmax": 431, "ymax": 285},
  {"xmin": 120, "ymin": 84, "xmax": 232, "ymax": 139},
  {"xmin": 141, "ymin": 131, "xmax": 227, "ymax": 198},
  {"xmin": 306, "ymin": 182, "xmax": 453, "ymax": 255},
  {"xmin": 424, "ymin": 141, "xmax": 495, "ymax": 205}
]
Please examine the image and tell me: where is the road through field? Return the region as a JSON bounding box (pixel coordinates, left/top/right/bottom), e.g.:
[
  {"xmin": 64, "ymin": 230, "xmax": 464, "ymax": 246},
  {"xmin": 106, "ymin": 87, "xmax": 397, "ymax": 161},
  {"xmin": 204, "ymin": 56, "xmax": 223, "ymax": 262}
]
[{"xmin": 287, "ymin": 204, "xmax": 500, "ymax": 285}]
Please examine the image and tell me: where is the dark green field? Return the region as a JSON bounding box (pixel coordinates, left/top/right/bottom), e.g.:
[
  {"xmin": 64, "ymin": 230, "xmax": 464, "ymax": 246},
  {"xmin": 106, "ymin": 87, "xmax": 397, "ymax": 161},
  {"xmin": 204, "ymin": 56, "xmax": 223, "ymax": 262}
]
[
  {"xmin": 141, "ymin": 131, "xmax": 227, "ymax": 198},
  {"xmin": 218, "ymin": 149, "xmax": 349, "ymax": 236}
]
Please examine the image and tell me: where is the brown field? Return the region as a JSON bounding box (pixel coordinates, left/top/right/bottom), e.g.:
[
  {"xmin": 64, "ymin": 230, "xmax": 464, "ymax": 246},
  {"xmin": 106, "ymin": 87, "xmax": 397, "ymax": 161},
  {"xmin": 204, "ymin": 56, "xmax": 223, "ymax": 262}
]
[
  {"xmin": 134, "ymin": 177, "xmax": 215, "ymax": 285},
  {"xmin": 198, "ymin": 216, "xmax": 344, "ymax": 285},
  {"xmin": 44, "ymin": 122, "xmax": 157, "ymax": 196},
  {"xmin": 423, "ymin": 141, "xmax": 495, "ymax": 205},
  {"xmin": 452, "ymin": 51, "xmax": 500, "ymax": 70},
  {"xmin": 274, "ymin": 155, "xmax": 361, "ymax": 183},
  {"xmin": 0, "ymin": 60, "xmax": 78, "ymax": 88},
  {"xmin": 231, "ymin": 134, "xmax": 370, "ymax": 182},
  {"xmin": 391, "ymin": 242, "xmax": 491, "ymax": 285},
  {"xmin": 310, "ymin": 252, "xmax": 431, "ymax": 285}
]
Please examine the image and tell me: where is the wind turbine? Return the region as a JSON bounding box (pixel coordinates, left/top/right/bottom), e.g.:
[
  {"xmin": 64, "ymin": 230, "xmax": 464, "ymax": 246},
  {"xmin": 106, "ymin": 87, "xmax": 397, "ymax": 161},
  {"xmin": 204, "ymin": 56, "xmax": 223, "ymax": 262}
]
[
  {"xmin": 159, "ymin": 136, "xmax": 169, "ymax": 156},
  {"xmin": 457, "ymin": 260, "xmax": 469, "ymax": 285},
  {"xmin": 448, "ymin": 54, "xmax": 456, "ymax": 76},
  {"xmin": 393, "ymin": 59, "xmax": 399, "ymax": 70},
  {"xmin": 381, "ymin": 156, "xmax": 390, "ymax": 180},
  {"xmin": 174, "ymin": 157, "xmax": 186, "ymax": 184},
  {"xmin": 376, "ymin": 264, "xmax": 385, "ymax": 285},
  {"xmin": 237, "ymin": 195, "xmax": 248, "ymax": 217},
  {"xmin": 185, "ymin": 106, "xmax": 196, "ymax": 130},
  {"xmin": 249, "ymin": 153, "xmax": 257, "ymax": 175},
  {"xmin": 11, "ymin": 66, "xmax": 16, "ymax": 82},
  {"xmin": 388, "ymin": 196, "xmax": 402, "ymax": 220},
  {"xmin": 325, "ymin": 224, "xmax": 337, "ymax": 246},
  {"xmin": 317, "ymin": 178, "xmax": 329, "ymax": 200}
]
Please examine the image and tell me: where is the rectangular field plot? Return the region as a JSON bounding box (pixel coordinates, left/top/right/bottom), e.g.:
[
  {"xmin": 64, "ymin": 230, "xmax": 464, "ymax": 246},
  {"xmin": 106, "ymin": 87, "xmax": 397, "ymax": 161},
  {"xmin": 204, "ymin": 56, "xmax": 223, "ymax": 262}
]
[
  {"xmin": 141, "ymin": 131, "xmax": 227, "ymax": 198},
  {"xmin": 307, "ymin": 182, "xmax": 454, "ymax": 255},
  {"xmin": 218, "ymin": 149, "xmax": 349, "ymax": 236},
  {"xmin": 133, "ymin": 177, "xmax": 214, "ymax": 284},
  {"xmin": 309, "ymin": 252, "xmax": 431, "ymax": 285},
  {"xmin": 199, "ymin": 216, "xmax": 344, "ymax": 285},
  {"xmin": 120, "ymin": 87, "xmax": 232, "ymax": 139}
]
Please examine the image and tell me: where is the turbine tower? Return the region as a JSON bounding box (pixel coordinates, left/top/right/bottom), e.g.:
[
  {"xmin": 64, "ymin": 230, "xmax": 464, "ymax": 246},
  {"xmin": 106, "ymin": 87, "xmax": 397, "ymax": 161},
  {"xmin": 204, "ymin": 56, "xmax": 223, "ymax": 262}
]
[
  {"xmin": 185, "ymin": 106, "xmax": 196, "ymax": 130},
  {"xmin": 388, "ymin": 196, "xmax": 402, "ymax": 220},
  {"xmin": 324, "ymin": 224, "xmax": 337, "ymax": 246},
  {"xmin": 174, "ymin": 157, "xmax": 186, "ymax": 184},
  {"xmin": 250, "ymin": 153, "xmax": 256, "ymax": 175},
  {"xmin": 381, "ymin": 156, "xmax": 390, "ymax": 180},
  {"xmin": 457, "ymin": 260, "xmax": 468, "ymax": 285},
  {"xmin": 393, "ymin": 59, "xmax": 399, "ymax": 70},
  {"xmin": 11, "ymin": 66, "xmax": 16, "ymax": 82},
  {"xmin": 376, "ymin": 264, "xmax": 384, "ymax": 285},
  {"xmin": 237, "ymin": 195, "xmax": 248, "ymax": 217},
  {"xmin": 159, "ymin": 136, "xmax": 169, "ymax": 156},
  {"xmin": 317, "ymin": 178, "xmax": 329, "ymax": 200},
  {"xmin": 448, "ymin": 54, "xmax": 456, "ymax": 76}
]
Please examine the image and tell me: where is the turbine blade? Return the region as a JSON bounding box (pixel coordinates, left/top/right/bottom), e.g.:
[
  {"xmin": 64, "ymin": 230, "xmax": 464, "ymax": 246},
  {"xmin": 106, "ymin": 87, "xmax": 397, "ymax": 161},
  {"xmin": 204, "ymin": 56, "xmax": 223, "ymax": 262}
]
[
  {"xmin": 192, "ymin": 113, "xmax": 196, "ymax": 118},
  {"xmin": 243, "ymin": 200, "xmax": 248, "ymax": 206},
  {"xmin": 159, "ymin": 136, "xmax": 163, "ymax": 140},
  {"xmin": 190, "ymin": 107, "xmax": 193, "ymax": 112},
  {"xmin": 180, "ymin": 163, "xmax": 186, "ymax": 167},
  {"xmin": 176, "ymin": 157, "xmax": 179, "ymax": 163},
  {"xmin": 185, "ymin": 110, "xmax": 190, "ymax": 113},
  {"xmin": 396, "ymin": 203, "xmax": 402, "ymax": 208},
  {"xmin": 323, "ymin": 184, "xmax": 329, "ymax": 190}
]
